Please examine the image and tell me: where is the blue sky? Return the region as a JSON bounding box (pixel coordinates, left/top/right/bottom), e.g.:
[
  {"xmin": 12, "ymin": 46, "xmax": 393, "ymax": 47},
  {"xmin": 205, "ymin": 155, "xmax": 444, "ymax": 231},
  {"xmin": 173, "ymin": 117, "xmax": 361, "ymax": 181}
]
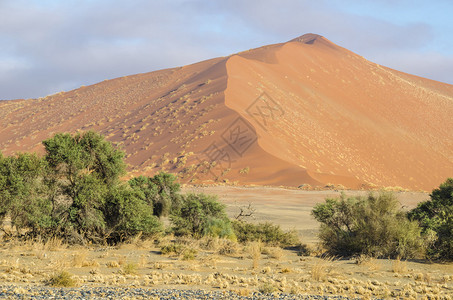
[{"xmin": 1, "ymin": 0, "xmax": 452, "ymax": 100}]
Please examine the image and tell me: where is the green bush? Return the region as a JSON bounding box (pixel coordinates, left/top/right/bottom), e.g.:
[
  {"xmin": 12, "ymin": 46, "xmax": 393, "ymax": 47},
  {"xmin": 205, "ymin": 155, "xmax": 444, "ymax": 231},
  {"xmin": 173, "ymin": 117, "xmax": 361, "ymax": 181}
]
[
  {"xmin": 312, "ymin": 192, "xmax": 424, "ymax": 258},
  {"xmin": 0, "ymin": 131, "xmax": 169, "ymax": 244},
  {"xmin": 409, "ymin": 178, "xmax": 453, "ymax": 260},
  {"xmin": 42, "ymin": 131, "xmax": 126, "ymax": 242},
  {"xmin": 204, "ymin": 218, "xmax": 236, "ymax": 240},
  {"xmin": 0, "ymin": 152, "xmax": 52, "ymax": 235},
  {"xmin": 232, "ymin": 221, "xmax": 299, "ymax": 247},
  {"xmin": 128, "ymin": 172, "xmax": 181, "ymax": 218},
  {"xmin": 170, "ymin": 193, "xmax": 234, "ymax": 239},
  {"xmin": 104, "ymin": 184, "xmax": 162, "ymax": 243}
]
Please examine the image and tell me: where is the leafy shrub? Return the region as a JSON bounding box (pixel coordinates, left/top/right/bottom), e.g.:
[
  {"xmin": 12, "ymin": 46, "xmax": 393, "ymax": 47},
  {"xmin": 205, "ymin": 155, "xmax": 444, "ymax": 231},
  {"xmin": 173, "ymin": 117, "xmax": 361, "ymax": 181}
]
[
  {"xmin": 409, "ymin": 178, "xmax": 453, "ymax": 260},
  {"xmin": 42, "ymin": 131, "xmax": 126, "ymax": 242},
  {"xmin": 312, "ymin": 192, "xmax": 424, "ymax": 258},
  {"xmin": 232, "ymin": 221, "xmax": 299, "ymax": 247},
  {"xmin": 128, "ymin": 172, "xmax": 181, "ymax": 217},
  {"xmin": 0, "ymin": 152, "xmax": 52, "ymax": 235},
  {"xmin": 170, "ymin": 193, "xmax": 234, "ymax": 239},
  {"xmin": 0, "ymin": 131, "xmax": 168, "ymax": 244},
  {"xmin": 204, "ymin": 218, "xmax": 236, "ymax": 240},
  {"xmin": 104, "ymin": 184, "xmax": 162, "ymax": 243}
]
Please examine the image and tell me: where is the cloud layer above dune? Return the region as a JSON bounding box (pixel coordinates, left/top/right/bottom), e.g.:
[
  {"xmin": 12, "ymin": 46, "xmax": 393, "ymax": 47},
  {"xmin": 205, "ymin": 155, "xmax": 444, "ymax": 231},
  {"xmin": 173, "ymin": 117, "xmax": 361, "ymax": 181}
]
[{"xmin": 1, "ymin": 0, "xmax": 452, "ymax": 100}]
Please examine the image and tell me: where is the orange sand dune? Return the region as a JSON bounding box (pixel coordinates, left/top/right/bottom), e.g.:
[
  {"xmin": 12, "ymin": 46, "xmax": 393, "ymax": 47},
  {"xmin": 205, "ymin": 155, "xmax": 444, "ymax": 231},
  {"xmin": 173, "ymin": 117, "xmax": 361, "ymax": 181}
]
[{"xmin": 1, "ymin": 34, "xmax": 452, "ymax": 190}]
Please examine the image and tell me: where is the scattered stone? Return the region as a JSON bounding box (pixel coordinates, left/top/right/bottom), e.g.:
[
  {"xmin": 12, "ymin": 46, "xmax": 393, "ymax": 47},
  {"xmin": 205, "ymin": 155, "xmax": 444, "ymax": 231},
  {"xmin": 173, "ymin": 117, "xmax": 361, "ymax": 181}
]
[{"xmin": 0, "ymin": 285, "xmax": 358, "ymax": 299}]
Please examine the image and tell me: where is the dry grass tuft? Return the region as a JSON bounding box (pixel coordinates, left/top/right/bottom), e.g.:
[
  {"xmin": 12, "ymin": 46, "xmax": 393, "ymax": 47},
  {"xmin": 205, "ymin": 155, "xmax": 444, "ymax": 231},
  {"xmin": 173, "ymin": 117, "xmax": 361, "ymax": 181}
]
[
  {"xmin": 217, "ymin": 239, "xmax": 241, "ymax": 256},
  {"xmin": 106, "ymin": 261, "xmax": 120, "ymax": 268},
  {"xmin": 36, "ymin": 236, "xmax": 66, "ymax": 251},
  {"xmin": 263, "ymin": 246, "xmax": 284, "ymax": 260},
  {"xmin": 355, "ymin": 254, "xmax": 381, "ymax": 271},
  {"xmin": 311, "ymin": 257, "xmax": 335, "ymax": 281},
  {"xmin": 391, "ymin": 258, "xmax": 407, "ymax": 274},
  {"xmin": 247, "ymin": 241, "xmax": 262, "ymax": 270},
  {"xmin": 259, "ymin": 282, "xmax": 278, "ymax": 294},
  {"xmin": 82, "ymin": 260, "xmax": 100, "ymax": 267},
  {"xmin": 281, "ymin": 267, "xmax": 292, "ymax": 273},
  {"xmin": 199, "ymin": 236, "xmax": 220, "ymax": 251},
  {"xmin": 72, "ymin": 250, "xmax": 88, "ymax": 267},
  {"xmin": 235, "ymin": 288, "xmax": 252, "ymax": 296},
  {"xmin": 181, "ymin": 248, "xmax": 198, "ymax": 261},
  {"xmin": 121, "ymin": 262, "xmax": 138, "ymax": 275},
  {"xmin": 48, "ymin": 271, "xmax": 77, "ymax": 287}
]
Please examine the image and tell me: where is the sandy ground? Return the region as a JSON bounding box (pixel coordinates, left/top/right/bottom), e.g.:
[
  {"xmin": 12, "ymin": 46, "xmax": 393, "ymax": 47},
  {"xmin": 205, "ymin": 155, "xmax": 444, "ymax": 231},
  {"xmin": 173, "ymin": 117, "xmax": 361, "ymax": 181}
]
[{"xmin": 182, "ymin": 185, "xmax": 430, "ymax": 244}]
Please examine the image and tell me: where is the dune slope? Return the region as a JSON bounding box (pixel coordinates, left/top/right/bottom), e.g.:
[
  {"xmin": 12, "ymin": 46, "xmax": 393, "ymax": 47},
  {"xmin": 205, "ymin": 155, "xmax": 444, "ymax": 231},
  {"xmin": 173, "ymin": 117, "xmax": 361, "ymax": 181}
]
[{"xmin": 1, "ymin": 34, "xmax": 452, "ymax": 190}]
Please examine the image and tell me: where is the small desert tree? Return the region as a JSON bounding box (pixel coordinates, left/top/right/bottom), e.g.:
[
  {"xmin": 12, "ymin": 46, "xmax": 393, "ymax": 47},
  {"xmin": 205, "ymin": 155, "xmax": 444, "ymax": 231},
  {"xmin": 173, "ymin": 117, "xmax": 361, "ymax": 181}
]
[
  {"xmin": 104, "ymin": 183, "xmax": 162, "ymax": 243},
  {"xmin": 170, "ymin": 193, "xmax": 235, "ymax": 239},
  {"xmin": 0, "ymin": 132, "xmax": 173, "ymax": 244},
  {"xmin": 232, "ymin": 221, "xmax": 299, "ymax": 247},
  {"xmin": 0, "ymin": 152, "xmax": 51, "ymax": 236},
  {"xmin": 312, "ymin": 192, "xmax": 424, "ymax": 258},
  {"xmin": 42, "ymin": 131, "xmax": 126, "ymax": 242},
  {"xmin": 128, "ymin": 172, "xmax": 181, "ymax": 218},
  {"xmin": 409, "ymin": 178, "xmax": 453, "ymax": 260}
]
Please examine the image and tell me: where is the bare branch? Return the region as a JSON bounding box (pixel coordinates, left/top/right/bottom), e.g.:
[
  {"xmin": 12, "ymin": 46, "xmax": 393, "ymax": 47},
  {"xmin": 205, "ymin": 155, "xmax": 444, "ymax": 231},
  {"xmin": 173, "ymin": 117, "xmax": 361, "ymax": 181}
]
[{"xmin": 235, "ymin": 203, "xmax": 256, "ymax": 220}]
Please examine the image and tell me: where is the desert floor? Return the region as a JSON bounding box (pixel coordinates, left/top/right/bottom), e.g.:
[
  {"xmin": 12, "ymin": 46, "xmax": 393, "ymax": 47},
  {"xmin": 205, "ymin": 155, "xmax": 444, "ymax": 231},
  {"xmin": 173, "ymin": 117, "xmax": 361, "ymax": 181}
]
[
  {"xmin": 184, "ymin": 186, "xmax": 431, "ymax": 244},
  {"xmin": 0, "ymin": 187, "xmax": 451, "ymax": 299}
]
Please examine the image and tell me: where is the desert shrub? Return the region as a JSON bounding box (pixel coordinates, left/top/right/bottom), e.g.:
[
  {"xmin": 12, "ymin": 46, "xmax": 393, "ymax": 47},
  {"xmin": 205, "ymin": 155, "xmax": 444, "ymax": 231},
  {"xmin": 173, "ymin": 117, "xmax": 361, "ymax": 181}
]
[
  {"xmin": 217, "ymin": 239, "xmax": 241, "ymax": 256},
  {"xmin": 160, "ymin": 243, "xmax": 184, "ymax": 255},
  {"xmin": 121, "ymin": 263, "xmax": 138, "ymax": 275},
  {"xmin": 259, "ymin": 282, "xmax": 278, "ymax": 294},
  {"xmin": 409, "ymin": 178, "xmax": 453, "ymax": 260},
  {"xmin": 0, "ymin": 131, "xmax": 169, "ymax": 245},
  {"xmin": 128, "ymin": 172, "xmax": 182, "ymax": 217},
  {"xmin": 312, "ymin": 191, "xmax": 424, "ymax": 258},
  {"xmin": 181, "ymin": 248, "xmax": 198, "ymax": 260},
  {"xmin": 0, "ymin": 152, "xmax": 52, "ymax": 235},
  {"xmin": 204, "ymin": 218, "xmax": 236, "ymax": 240},
  {"xmin": 232, "ymin": 221, "xmax": 299, "ymax": 247},
  {"xmin": 48, "ymin": 271, "xmax": 77, "ymax": 287},
  {"xmin": 104, "ymin": 184, "xmax": 162, "ymax": 243},
  {"xmin": 160, "ymin": 242, "xmax": 197, "ymax": 260},
  {"xmin": 42, "ymin": 131, "xmax": 126, "ymax": 243},
  {"xmin": 170, "ymin": 193, "xmax": 234, "ymax": 239}
]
